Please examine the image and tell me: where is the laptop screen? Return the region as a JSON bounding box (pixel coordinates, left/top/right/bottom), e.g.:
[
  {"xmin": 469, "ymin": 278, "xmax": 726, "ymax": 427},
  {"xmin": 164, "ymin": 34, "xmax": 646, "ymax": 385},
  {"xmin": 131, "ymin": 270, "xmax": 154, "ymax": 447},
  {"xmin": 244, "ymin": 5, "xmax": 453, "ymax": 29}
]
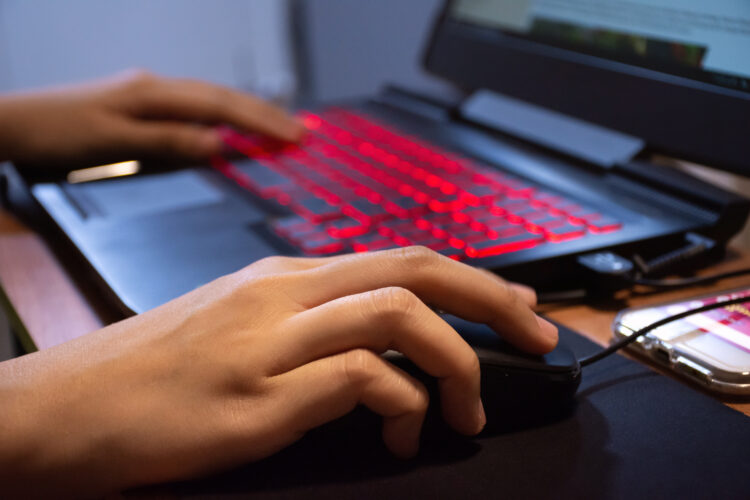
[
  {"xmin": 450, "ymin": 0, "xmax": 750, "ymax": 95},
  {"xmin": 425, "ymin": 1, "xmax": 750, "ymax": 177}
]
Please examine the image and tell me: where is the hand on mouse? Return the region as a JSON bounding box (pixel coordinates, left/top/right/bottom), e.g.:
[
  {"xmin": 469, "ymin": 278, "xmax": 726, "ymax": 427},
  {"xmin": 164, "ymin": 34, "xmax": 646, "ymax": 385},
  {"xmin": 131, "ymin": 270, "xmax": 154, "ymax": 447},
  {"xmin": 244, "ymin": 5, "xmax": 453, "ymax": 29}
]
[
  {"xmin": 0, "ymin": 69, "xmax": 305, "ymax": 168},
  {"xmin": 0, "ymin": 247, "xmax": 557, "ymax": 497}
]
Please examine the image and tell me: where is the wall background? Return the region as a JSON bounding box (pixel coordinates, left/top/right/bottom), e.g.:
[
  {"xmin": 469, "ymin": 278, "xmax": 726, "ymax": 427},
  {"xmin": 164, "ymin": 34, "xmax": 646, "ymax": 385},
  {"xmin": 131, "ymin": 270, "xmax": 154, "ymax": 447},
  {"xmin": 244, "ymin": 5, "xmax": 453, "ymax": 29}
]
[
  {"xmin": 0, "ymin": 0, "xmax": 296, "ymax": 98},
  {"xmin": 295, "ymin": 0, "xmax": 448, "ymax": 102},
  {"xmin": 0, "ymin": 0, "xmax": 448, "ymax": 102}
]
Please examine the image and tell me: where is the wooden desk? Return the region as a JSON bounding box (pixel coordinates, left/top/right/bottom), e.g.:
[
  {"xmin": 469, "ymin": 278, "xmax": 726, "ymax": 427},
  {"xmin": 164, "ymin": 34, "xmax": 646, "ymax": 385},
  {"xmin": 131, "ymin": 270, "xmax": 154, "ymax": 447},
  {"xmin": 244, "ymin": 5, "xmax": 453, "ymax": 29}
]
[{"xmin": 0, "ymin": 209, "xmax": 748, "ymax": 417}]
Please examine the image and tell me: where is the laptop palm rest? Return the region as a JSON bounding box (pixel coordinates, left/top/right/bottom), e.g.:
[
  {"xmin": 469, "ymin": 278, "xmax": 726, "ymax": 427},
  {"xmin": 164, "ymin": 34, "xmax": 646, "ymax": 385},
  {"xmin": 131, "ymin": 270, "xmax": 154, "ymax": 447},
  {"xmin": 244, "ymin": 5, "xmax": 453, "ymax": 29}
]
[{"xmin": 34, "ymin": 170, "xmax": 280, "ymax": 314}]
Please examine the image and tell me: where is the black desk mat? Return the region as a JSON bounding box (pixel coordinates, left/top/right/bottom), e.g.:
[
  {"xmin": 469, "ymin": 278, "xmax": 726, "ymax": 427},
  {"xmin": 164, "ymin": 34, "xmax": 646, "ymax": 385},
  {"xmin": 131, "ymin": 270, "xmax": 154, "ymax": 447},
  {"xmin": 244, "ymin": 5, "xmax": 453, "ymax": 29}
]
[{"xmin": 159, "ymin": 325, "xmax": 750, "ymax": 499}]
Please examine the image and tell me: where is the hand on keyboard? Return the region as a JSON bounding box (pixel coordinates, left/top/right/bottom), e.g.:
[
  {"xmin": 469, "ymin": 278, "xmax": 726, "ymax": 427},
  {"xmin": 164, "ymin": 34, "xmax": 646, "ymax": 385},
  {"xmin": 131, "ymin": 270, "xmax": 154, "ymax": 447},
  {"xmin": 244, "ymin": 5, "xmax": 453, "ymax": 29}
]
[{"xmin": 0, "ymin": 69, "xmax": 304, "ymax": 168}]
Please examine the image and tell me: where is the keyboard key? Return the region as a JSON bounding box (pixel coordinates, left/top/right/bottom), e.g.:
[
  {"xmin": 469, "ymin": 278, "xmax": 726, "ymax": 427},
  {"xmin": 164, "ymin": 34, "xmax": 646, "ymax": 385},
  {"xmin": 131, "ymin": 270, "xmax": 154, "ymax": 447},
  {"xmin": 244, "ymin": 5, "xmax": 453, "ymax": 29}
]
[
  {"xmin": 347, "ymin": 199, "xmax": 391, "ymax": 221},
  {"xmin": 272, "ymin": 215, "xmax": 311, "ymax": 234},
  {"xmin": 588, "ymin": 216, "xmax": 623, "ymax": 233},
  {"xmin": 463, "ymin": 231, "xmax": 490, "ymax": 244},
  {"xmin": 293, "ymin": 197, "xmax": 341, "ymax": 223},
  {"xmin": 352, "ymin": 238, "xmax": 395, "ymax": 252},
  {"xmin": 326, "ymin": 217, "xmax": 370, "ymax": 238},
  {"xmin": 232, "ymin": 159, "xmax": 294, "ymax": 195},
  {"xmin": 300, "ymin": 235, "xmax": 346, "ymax": 255},
  {"xmin": 351, "ymin": 231, "xmax": 397, "ymax": 252},
  {"xmin": 390, "ymin": 195, "xmax": 420, "ymax": 209},
  {"xmin": 545, "ymin": 223, "xmax": 588, "ymax": 242},
  {"xmin": 531, "ymin": 191, "xmax": 564, "ymax": 207},
  {"xmin": 465, "ymin": 234, "xmax": 544, "ymax": 258},
  {"xmin": 435, "ymin": 247, "xmax": 463, "ymax": 258}
]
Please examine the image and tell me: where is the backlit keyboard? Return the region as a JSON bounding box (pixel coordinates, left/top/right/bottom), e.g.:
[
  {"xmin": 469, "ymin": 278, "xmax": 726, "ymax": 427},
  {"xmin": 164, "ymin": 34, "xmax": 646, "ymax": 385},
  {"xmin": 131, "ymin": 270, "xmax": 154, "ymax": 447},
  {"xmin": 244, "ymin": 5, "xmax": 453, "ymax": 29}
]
[{"xmin": 213, "ymin": 108, "xmax": 623, "ymax": 260}]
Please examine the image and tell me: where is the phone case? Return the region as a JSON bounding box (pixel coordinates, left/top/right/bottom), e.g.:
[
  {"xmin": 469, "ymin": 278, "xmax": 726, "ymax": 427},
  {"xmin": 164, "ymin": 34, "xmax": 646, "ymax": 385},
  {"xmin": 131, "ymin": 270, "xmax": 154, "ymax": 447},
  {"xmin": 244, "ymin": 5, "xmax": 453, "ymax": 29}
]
[{"xmin": 613, "ymin": 287, "xmax": 750, "ymax": 396}]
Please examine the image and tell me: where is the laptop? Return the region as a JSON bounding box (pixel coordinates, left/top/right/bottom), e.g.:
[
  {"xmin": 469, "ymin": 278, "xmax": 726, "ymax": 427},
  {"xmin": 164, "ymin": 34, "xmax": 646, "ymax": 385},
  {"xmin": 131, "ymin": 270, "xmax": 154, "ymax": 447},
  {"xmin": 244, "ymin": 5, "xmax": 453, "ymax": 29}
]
[{"xmin": 29, "ymin": 0, "xmax": 750, "ymax": 315}]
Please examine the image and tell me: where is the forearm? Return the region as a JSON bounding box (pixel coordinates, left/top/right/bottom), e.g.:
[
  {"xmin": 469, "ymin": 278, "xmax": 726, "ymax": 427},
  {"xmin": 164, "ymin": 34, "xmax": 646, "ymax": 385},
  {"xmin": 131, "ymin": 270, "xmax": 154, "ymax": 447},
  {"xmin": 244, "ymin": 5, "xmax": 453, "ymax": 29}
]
[
  {"xmin": 0, "ymin": 342, "xmax": 132, "ymax": 498},
  {"xmin": 0, "ymin": 352, "xmax": 65, "ymax": 497},
  {"xmin": 0, "ymin": 89, "xmax": 102, "ymax": 168},
  {"xmin": 0, "ymin": 311, "xmax": 224, "ymax": 498},
  {"xmin": 0, "ymin": 93, "xmax": 50, "ymax": 165}
]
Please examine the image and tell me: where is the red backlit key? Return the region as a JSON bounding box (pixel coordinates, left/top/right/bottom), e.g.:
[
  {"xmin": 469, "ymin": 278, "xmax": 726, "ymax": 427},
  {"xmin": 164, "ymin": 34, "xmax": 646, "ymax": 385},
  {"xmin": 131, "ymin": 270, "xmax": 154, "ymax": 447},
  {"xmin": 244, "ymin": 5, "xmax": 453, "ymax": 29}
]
[
  {"xmin": 351, "ymin": 232, "xmax": 396, "ymax": 252},
  {"xmin": 465, "ymin": 234, "xmax": 544, "ymax": 258},
  {"xmin": 352, "ymin": 239, "xmax": 395, "ymax": 252},
  {"xmin": 347, "ymin": 199, "xmax": 391, "ymax": 221},
  {"xmin": 459, "ymin": 184, "xmax": 498, "ymax": 204},
  {"xmin": 494, "ymin": 200, "xmax": 536, "ymax": 215},
  {"xmin": 293, "ymin": 197, "xmax": 341, "ymax": 223},
  {"xmin": 272, "ymin": 215, "xmax": 312, "ymax": 235},
  {"xmin": 231, "ymin": 159, "xmax": 294, "ymax": 196},
  {"xmin": 588, "ymin": 216, "xmax": 623, "ymax": 233},
  {"xmin": 545, "ymin": 223, "xmax": 588, "ymax": 242},
  {"xmin": 326, "ymin": 217, "xmax": 370, "ymax": 238},
  {"xmin": 300, "ymin": 236, "xmax": 346, "ymax": 255}
]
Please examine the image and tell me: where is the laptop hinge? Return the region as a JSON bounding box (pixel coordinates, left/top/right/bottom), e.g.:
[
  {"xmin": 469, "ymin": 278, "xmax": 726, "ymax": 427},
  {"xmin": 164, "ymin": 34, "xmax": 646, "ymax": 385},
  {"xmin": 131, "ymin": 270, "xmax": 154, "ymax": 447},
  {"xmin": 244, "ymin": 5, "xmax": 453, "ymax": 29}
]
[
  {"xmin": 372, "ymin": 84, "xmax": 467, "ymax": 122},
  {"xmin": 459, "ymin": 90, "xmax": 645, "ymax": 169}
]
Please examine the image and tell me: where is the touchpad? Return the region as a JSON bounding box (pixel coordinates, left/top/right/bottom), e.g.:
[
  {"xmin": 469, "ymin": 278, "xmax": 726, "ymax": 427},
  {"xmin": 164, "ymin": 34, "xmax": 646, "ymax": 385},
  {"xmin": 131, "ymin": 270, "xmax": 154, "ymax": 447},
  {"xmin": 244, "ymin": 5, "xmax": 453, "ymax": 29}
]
[{"xmin": 69, "ymin": 170, "xmax": 224, "ymax": 218}]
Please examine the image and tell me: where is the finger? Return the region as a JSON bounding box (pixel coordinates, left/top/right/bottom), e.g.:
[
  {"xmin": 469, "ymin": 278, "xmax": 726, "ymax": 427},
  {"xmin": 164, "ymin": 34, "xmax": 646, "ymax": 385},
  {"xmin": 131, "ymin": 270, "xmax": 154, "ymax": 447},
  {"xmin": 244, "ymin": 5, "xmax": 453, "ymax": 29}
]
[
  {"xmin": 244, "ymin": 255, "xmax": 539, "ymax": 307},
  {"xmin": 508, "ymin": 283, "xmax": 537, "ymax": 307},
  {"xmin": 274, "ymin": 287, "xmax": 484, "ymax": 435},
  {"xmin": 273, "ymin": 349, "xmax": 430, "ymax": 458},
  {"xmin": 113, "ymin": 120, "xmax": 223, "ymax": 160},
  {"xmin": 129, "ymin": 77, "xmax": 305, "ymax": 142},
  {"xmin": 477, "ymin": 269, "xmax": 538, "ymax": 307},
  {"xmin": 287, "ymin": 247, "xmax": 558, "ymax": 354}
]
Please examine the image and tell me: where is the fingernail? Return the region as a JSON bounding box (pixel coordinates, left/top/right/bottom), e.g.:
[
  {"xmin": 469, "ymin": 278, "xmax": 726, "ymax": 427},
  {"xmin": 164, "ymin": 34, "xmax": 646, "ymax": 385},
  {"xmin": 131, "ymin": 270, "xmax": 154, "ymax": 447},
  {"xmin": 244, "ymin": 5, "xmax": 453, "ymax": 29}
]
[
  {"xmin": 536, "ymin": 315, "xmax": 559, "ymax": 342},
  {"xmin": 476, "ymin": 399, "xmax": 487, "ymax": 433}
]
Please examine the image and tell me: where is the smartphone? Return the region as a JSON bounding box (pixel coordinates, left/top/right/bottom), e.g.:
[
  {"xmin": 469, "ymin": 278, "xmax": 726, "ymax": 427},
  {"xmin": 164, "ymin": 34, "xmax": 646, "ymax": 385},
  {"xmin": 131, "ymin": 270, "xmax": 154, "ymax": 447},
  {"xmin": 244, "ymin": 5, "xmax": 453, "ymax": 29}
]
[{"xmin": 613, "ymin": 287, "xmax": 750, "ymax": 397}]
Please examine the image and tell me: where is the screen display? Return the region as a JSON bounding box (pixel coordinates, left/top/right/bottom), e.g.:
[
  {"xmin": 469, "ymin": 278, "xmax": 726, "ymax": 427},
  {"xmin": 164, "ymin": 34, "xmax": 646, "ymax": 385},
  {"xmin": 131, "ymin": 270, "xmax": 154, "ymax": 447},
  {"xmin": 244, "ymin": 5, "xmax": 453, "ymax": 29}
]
[{"xmin": 451, "ymin": 0, "xmax": 750, "ymax": 94}]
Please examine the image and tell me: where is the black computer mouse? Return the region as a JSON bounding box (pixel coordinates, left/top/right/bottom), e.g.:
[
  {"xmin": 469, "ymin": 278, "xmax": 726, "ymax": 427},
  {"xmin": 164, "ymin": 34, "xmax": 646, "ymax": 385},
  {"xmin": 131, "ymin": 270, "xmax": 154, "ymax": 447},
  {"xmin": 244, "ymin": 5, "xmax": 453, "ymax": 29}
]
[{"xmin": 387, "ymin": 315, "xmax": 581, "ymax": 434}]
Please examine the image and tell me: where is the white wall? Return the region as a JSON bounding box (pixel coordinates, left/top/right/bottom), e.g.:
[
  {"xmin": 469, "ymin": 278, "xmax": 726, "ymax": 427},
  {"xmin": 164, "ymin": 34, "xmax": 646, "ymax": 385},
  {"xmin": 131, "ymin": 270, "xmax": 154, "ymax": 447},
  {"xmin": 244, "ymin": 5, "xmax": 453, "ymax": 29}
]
[
  {"xmin": 0, "ymin": 0, "xmax": 454, "ymax": 103},
  {"xmin": 300, "ymin": 0, "xmax": 451, "ymax": 101},
  {"xmin": 0, "ymin": 0, "xmax": 296, "ymax": 99}
]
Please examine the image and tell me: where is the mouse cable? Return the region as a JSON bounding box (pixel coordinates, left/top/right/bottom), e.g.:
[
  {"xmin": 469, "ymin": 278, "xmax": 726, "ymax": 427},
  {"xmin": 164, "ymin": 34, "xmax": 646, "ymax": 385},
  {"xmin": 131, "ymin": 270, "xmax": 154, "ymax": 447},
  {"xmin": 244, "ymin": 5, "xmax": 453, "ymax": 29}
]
[
  {"xmin": 578, "ymin": 295, "xmax": 749, "ymax": 367},
  {"xmin": 536, "ymin": 268, "xmax": 750, "ymax": 304},
  {"xmin": 575, "ymin": 248, "xmax": 750, "ymax": 297}
]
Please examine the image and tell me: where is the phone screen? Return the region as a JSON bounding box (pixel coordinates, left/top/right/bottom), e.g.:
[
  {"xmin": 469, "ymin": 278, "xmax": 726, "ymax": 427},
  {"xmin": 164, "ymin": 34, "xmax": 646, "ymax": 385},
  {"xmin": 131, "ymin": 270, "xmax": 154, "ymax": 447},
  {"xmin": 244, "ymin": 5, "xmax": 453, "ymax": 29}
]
[{"xmin": 619, "ymin": 288, "xmax": 750, "ymax": 354}]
